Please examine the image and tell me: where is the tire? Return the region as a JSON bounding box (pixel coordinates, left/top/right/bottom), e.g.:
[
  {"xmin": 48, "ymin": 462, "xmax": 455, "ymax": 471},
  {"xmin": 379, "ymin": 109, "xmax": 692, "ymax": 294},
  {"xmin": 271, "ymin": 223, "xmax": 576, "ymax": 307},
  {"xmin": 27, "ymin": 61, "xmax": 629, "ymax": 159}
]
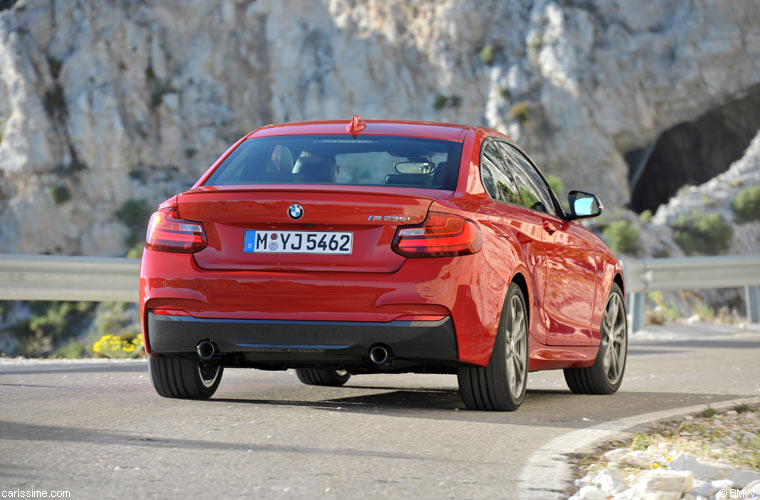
[
  {"xmin": 564, "ymin": 282, "xmax": 627, "ymax": 395},
  {"xmin": 457, "ymin": 283, "xmax": 529, "ymax": 411},
  {"xmin": 149, "ymin": 355, "xmax": 223, "ymax": 399},
  {"xmin": 295, "ymin": 368, "xmax": 351, "ymax": 387}
]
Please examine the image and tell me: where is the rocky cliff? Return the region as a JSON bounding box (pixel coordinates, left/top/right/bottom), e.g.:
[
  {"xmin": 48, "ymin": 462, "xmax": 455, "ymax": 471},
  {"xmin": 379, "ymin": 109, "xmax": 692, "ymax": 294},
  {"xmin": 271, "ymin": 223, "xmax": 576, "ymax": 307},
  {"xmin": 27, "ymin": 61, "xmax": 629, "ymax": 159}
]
[{"xmin": 1, "ymin": 0, "xmax": 759, "ymax": 256}]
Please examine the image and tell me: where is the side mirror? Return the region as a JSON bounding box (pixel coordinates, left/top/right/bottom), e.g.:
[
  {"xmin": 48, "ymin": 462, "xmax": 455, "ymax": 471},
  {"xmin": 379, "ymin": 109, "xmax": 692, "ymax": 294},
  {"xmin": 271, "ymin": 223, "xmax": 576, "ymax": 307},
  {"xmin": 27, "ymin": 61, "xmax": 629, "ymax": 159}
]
[{"xmin": 568, "ymin": 191, "xmax": 603, "ymax": 219}]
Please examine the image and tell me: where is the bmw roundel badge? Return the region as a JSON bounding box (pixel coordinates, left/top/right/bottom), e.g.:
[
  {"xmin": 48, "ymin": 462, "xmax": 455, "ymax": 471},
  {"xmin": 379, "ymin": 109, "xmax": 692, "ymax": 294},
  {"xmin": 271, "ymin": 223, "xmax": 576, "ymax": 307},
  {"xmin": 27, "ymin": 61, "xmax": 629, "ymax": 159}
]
[{"xmin": 288, "ymin": 203, "xmax": 304, "ymax": 220}]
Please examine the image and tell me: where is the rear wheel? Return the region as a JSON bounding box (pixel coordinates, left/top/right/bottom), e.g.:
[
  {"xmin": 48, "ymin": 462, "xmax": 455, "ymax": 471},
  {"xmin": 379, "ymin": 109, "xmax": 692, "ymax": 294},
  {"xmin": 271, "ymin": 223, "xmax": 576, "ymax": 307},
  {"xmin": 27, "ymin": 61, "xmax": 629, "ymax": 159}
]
[
  {"xmin": 149, "ymin": 355, "xmax": 223, "ymax": 399},
  {"xmin": 295, "ymin": 368, "xmax": 351, "ymax": 387},
  {"xmin": 564, "ymin": 283, "xmax": 627, "ymax": 395},
  {"xmin": 457, "ymin": 283, "xmax": 529, "ymax": 411}
]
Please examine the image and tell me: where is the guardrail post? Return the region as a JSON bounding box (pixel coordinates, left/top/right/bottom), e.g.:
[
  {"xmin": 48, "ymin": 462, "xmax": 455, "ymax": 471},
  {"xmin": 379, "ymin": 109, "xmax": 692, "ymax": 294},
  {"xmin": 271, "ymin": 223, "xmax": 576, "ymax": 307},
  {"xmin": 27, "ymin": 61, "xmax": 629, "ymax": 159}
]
[
  {"xmin": 746, "ymin": 285, "xmax": 760, "ymax": 323},
  {"xmin": 630, "ymin": 292, "xmax": 644, "ymax": 333}
]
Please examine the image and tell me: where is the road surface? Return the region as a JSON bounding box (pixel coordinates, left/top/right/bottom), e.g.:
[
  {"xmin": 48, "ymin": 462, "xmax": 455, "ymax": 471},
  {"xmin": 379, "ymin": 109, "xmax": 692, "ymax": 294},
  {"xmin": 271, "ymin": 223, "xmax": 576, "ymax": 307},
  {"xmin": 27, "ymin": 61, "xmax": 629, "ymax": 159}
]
[{"xmin": 1, "ymin": 324, "xmax": 759, "ymax": 499}]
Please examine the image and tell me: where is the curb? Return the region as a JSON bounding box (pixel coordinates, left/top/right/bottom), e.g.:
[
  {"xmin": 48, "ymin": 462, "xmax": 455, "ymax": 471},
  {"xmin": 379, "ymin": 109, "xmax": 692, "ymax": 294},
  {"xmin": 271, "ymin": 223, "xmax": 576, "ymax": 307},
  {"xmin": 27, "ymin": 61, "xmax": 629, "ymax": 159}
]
[{"xmin": 516, "ymin": 395, "xmax": 760, "ymax": 500}]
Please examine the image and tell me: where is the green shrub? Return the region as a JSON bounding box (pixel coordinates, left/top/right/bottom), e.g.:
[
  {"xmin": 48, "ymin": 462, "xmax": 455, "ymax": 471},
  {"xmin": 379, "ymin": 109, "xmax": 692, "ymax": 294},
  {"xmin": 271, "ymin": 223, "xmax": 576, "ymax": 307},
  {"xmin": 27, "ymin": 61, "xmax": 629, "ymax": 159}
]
[
  {"xmin": 671, "ymin": 211, "xmax": 733, "ymax": 255},
  {"xmin": 125, "ymin": 242, "xmax": 144, "ymax": 259},
  {"xmin": 145, "ymin": 65, "xmax": 156, "ymax": 82},
  {"xmin": 479, "ymin": 44, "xmax": 495, "ymax": 65},
  {"xmin": 498, "ymin": 85, "xmax": 510, "ymax": 100},
  {"xmin": 646, "ymin": 291, "xmax": 679, "ymax": 325},
  {"xmin": 508, "ymin": 101, "xmax": 531, "ymax": 123},
  {"xmin": 546, "ymin": 175, "xmax": 570, "ymax": 212},
  {"xmin": 546, "ymin": 174, "xmax": 564, "ymax": 196},
  {"xmin": 602, "ymin": 220, "xmax": 639, "ymax": 255},
  {"xmin": 12, "ymin": 301, "xmax": 96, "ymax": 357},
  {"xmin": 43, "ymin": 85, "xmax": 66, "ymax": 118},
  {"xmin": 117, "ymin": 199, "xmax": 151, "ymax": 229},
  {"xmin": 433, "ymin": 94, "xmax": 447, "ymax": 111},
  {"xmin": 52, "ymin": 339, "xmax": 88, "ymax": 359},
  {"xmin": 732, "ymin": 185, "xmax": 760, "ymax": 222},
  {"xmin": 639, "ymin": 210, "xmax": 652, "ymax": 223},
  {"xmin": 48, "ymin": 185, "xmax": 71, "ymax": 205},
  {"xmin": 47, "ymin": 56, "xmax": 62, "ymax": 79}
]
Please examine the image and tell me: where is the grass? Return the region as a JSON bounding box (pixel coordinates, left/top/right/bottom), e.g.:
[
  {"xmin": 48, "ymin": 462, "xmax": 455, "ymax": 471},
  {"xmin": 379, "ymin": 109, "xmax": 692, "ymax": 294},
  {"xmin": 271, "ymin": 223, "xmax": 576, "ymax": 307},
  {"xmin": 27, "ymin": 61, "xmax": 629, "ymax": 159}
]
[
  {"xmin": 573, "ymin": 405, "xmax": 760, "ymax": 493},
  {"xmin": 700, "ymin": 406, "xmax": 717, "ymax": 418}
]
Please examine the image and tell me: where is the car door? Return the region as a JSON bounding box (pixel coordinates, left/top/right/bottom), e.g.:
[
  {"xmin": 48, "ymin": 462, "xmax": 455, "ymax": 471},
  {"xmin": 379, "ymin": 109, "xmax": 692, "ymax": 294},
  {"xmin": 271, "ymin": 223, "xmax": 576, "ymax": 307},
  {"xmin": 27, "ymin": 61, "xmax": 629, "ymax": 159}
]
[
  {"xmin": 479, "ymin": 140, "xmax": 548, "ymax": 345},
  {"xmin": 497, "ymin": 143, "xmax": 600, "ymax": 347}
]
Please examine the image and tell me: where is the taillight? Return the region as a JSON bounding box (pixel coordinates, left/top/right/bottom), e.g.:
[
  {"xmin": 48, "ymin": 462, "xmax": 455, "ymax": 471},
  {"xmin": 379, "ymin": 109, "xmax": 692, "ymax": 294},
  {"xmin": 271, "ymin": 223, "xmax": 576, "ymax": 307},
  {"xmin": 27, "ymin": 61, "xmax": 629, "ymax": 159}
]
[
  {"xmin": 145, "ymin": 206, "xmax": 207, "ymax": 253},
  {"xmin": 392, "ymin": 212, "xmax": 481, "ymax": 258}
]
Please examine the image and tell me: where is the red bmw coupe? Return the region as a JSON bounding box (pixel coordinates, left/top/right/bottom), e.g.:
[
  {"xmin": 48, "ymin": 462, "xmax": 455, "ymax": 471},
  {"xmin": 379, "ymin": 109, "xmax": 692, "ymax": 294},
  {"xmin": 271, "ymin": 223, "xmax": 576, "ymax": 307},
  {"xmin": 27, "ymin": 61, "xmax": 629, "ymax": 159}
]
[{"xmin": 140, "ymin": 116, "xmax": 627, "ymax": 411}]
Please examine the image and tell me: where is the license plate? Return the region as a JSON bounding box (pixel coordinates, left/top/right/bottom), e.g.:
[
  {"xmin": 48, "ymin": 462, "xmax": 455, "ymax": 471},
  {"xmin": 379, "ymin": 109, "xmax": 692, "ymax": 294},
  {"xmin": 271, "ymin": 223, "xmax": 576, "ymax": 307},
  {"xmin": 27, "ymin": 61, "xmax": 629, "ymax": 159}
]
[{"xmin": 243, "ymin": 230, "xmax": 353, "ymax": 254}]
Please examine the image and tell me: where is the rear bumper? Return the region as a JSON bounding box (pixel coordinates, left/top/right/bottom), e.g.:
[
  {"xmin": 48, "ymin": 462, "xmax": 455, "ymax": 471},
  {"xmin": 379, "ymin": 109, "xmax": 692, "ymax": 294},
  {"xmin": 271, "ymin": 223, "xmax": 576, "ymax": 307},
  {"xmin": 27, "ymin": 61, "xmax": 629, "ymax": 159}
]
[
  {"xmin": 148, "ymin": 312, "xmax": 458, "ymax": 364},
  {"xmin": 140, "ymin": 248, "xmax": 508, "ymax": 366}
]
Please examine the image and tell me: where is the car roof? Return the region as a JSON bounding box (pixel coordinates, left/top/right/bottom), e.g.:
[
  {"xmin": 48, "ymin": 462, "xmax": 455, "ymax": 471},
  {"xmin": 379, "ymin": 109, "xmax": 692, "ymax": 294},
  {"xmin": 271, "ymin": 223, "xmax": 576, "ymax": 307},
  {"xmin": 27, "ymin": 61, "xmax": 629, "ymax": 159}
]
[{"xmin": 247, "ymin": 119, "xmax": 484, "ymax": 142}]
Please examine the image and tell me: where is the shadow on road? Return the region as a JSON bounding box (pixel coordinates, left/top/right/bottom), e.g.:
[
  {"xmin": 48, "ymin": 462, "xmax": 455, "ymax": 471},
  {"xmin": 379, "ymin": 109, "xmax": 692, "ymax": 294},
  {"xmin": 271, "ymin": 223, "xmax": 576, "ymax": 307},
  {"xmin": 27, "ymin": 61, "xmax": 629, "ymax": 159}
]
[
  {"xmin": 0, "ymin": 419, "xmax": 497, "ymax": 465},
  {"xmin": 209, "ymin": 389, "xmax": 742, "ymax": 428}
]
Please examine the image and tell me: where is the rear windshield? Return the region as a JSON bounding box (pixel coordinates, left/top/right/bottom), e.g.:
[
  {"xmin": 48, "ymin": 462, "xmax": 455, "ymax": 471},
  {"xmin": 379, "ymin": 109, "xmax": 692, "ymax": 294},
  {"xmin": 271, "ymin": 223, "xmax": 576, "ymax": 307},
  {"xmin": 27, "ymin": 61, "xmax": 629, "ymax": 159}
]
[{"xmin": 204, "ymin": 135, "xmax": 463, "ymax": 190}]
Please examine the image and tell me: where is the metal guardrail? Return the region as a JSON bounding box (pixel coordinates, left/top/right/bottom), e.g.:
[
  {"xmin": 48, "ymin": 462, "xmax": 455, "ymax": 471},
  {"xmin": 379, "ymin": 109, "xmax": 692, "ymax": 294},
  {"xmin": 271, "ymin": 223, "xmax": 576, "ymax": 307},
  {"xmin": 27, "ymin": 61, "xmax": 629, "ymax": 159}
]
[
  {"xmin": 622, "ymin": 255, "xmax": 760, "ymax": 331},
  {"xmin": 0, "ymin": 254, "xmax": 140, "ymax": 302},
  {"xmin": 0, "ymin": 254, "xmax": 757, "ymax": 331}
]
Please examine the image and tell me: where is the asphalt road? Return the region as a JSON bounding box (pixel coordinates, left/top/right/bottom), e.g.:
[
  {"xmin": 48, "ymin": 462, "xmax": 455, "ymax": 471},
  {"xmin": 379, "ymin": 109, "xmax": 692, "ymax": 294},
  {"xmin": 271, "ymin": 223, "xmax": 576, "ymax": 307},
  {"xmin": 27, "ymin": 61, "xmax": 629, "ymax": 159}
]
[{"xmin": 2, "ymin": 326, "xmax": 760, "ymax": 500}]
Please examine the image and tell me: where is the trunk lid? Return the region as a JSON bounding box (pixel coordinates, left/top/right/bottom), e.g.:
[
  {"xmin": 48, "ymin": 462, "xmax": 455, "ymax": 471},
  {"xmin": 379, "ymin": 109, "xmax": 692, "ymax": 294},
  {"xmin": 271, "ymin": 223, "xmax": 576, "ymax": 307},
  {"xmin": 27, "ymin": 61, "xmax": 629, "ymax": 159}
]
[{"xmin": 178, "ymin": 186, "xmax": 449, "ymax": 273}]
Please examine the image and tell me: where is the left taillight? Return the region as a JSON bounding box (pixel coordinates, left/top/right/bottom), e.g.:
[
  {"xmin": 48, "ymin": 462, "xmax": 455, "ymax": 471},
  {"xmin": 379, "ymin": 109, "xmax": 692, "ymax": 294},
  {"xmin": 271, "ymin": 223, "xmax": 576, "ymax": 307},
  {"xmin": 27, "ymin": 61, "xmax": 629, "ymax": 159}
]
[
  {"xmin": 145, "ymin": 206, "xmax": 207, "ymax": 253},
  {"xmin": 392, "ymin": 212, "xmax": 481, "ymax": 258}
]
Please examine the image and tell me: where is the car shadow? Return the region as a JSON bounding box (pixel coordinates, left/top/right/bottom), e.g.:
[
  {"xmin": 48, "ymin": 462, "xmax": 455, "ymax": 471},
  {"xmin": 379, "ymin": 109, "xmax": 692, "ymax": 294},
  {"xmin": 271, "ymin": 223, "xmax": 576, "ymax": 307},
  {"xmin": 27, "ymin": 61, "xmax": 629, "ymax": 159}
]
[{"xmin": 209, "ymin": 388, "xmax": 743, "ymax": 428}]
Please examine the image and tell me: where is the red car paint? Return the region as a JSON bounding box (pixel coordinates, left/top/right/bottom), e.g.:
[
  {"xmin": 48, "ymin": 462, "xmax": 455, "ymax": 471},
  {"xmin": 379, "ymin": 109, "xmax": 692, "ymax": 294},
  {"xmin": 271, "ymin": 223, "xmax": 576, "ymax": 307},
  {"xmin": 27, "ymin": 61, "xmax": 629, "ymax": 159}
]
[{"xmin": 140, "ymin": 119, "xmax": 624, "ymax": 373}]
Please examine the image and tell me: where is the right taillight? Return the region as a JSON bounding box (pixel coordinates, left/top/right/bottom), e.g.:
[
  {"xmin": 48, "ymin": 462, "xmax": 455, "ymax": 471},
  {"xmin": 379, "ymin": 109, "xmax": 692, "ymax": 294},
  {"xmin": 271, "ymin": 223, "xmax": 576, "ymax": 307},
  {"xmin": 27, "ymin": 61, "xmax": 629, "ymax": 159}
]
[
  {"xmin": 145, "ymin": 206, "xmax": 207, "ymax": 253},
  {"xmin": 392, "ymin": 212, "xmax": 481, "ymax": 258}
]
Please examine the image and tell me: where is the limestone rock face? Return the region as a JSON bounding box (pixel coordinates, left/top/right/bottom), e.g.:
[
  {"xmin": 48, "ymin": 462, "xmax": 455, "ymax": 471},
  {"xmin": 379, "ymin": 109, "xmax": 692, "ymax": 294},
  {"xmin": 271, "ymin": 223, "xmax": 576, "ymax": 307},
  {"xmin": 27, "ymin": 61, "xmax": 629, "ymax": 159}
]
[{"xmin": 1, "ymin": 0, "xmax": 759, "ymax": 255}]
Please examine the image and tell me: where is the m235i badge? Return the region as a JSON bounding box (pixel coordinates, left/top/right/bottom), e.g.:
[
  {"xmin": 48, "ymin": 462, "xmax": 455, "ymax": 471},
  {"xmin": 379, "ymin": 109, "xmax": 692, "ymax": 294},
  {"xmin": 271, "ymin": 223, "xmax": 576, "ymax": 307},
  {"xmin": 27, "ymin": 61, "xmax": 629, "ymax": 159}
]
[{"xmin": 368, "ymin": 215, "xmax": 412, "ymax": 222}]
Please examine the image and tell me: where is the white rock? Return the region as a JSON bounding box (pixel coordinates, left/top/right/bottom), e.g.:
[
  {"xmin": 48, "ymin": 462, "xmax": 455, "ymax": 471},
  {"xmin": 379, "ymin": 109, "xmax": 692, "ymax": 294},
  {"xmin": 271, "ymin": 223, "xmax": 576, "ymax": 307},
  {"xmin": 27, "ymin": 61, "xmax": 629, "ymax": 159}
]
[
  {"xmin": 572, "ymin": 485, "xmax": 608, "ymax": 500},
  {"xmin": 743, "ymin": 479, "xmax": 760, "ymax": 495},
  {"xmin": 628, "ymin": 470, "xmax": 694, "ymax": 499},
  {"xmin": 594, "ymin": 468, "xmax": 627, "ymax": 493},
  {"xmin": 668, "ymin": 454, "xmax": 760, "ymax": 487}
]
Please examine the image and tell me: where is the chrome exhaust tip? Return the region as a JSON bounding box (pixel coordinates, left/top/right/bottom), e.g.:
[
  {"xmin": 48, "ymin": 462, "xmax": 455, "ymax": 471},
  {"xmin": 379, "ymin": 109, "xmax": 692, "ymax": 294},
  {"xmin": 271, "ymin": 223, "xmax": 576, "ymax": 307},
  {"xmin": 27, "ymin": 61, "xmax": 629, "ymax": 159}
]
[
  {"xmin": 369, "ymin": 344, "xmax": 392, "ymax": 365},
  {"xmin": 196, "ymin": 340, "xmax": 217, "ymax": 360}
]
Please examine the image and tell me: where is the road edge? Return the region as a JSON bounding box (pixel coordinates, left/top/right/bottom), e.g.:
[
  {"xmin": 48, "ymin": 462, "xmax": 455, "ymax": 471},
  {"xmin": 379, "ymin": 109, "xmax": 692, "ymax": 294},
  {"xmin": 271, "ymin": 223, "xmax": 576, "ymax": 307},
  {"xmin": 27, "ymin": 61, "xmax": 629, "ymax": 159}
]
[{"xmin": 516, "ymin": 395, "xmax": 760, "ymax": 500}]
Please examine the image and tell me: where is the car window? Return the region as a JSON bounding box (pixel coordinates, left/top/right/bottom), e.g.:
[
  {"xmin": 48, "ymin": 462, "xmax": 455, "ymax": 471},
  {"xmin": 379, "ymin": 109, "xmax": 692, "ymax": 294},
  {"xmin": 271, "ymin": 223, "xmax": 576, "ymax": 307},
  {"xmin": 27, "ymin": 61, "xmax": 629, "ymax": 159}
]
[
  {"xmin": 498, "ymin": 143, "xmax": 557, "ymax": 216},
  {"xmin": 205, "ymin": 135, "xmax": 463, "ymax": 190},
  {"xmin": 480, "ymin": 142, "xmax": 522, "ymax": 205}
]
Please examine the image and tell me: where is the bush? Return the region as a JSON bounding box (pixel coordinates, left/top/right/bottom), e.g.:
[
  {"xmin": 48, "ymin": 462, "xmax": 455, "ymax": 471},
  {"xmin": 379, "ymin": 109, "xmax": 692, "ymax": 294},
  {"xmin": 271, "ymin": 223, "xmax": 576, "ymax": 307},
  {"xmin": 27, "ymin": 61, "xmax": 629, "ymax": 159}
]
[
  {"xmin": 602, "ymin": 220, "xmax": 639, "ymax": 255},
  {"xmin": 546, "ymin": 175, "xmax": 570, "ymax": 212},
  {"xmin": 732, "ymin": 185, "xmax": 760, "ymax": 222},
  {"xmin": 646, "ymin": 291, "xmax": 679, "ymax": 325},
  {"xmin": 671, "ymin": 211, "xmax": 733, "ymax": 255},
  {"xmin": 508, "ymin": 101, "xmax": 531, "ymax": 123},
  {"xmin": 48, "ymin": 185, "xmax": 71, "ymax": 205},
  {"xmin": 52, "ymin": 339, "xmax": 89, "ymax": 359},
  {"xmin": 479, "ymin": 44, "xmax": 495, "ymax": 65},
  {"xmin": 639, "ymin": 210, "xmax": 652, "ymax": 223},
  {"xmin": 117, "ymin": 199, "xmax": 152, "ymax": 229},
  {"xmin": 433, "ymin": 94, "xmax": 447, "ymax": 110},
  {"xmin": 11, "ymin": 301, "xmax": 96, "ymax": 357}
]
